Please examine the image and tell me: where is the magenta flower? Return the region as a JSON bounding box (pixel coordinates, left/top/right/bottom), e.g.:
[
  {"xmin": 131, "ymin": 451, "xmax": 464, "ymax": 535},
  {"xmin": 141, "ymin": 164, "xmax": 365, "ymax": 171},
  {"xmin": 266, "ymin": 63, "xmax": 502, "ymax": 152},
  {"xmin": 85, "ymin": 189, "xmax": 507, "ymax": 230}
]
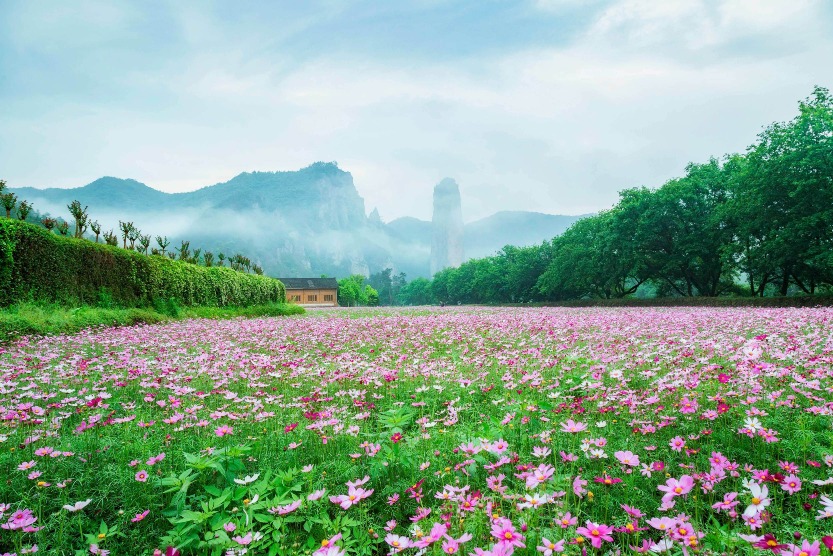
[
  {"xmin": 135, "ymin": 470, "xmax": 149, "ymax": 482},
  {"xmin": 781, "ymin": 474, "xmax": 801, "ymax": 495},
  {"xmin": 615, "ymin": 450, "xmax": 640, "ymax": 467},
  {"xmin": 214, "ymin": 425, "xmax": 233, "ymax": 437},
  {"xmin": 490, "ymin": 518, "xmax": 525, "ymax": 550},
  {"xmin": 131, "ymin": 510, "xmax": 150, "ymax": 522},
  {"xmin": 657, "ymin": 475, "xmax": 694, "ymax": 501},
  {"xmin": 576, "ymin": 520, "xmax": 614, "ymax": 549}
]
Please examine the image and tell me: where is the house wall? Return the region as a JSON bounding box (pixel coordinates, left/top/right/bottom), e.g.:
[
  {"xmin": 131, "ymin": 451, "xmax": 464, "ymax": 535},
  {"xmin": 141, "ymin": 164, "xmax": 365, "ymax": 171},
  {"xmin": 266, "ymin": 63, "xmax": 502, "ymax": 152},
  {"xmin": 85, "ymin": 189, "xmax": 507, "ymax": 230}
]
[{"xmin": 286, "ymin": 288, "xmax": 338, "ymax": 307}]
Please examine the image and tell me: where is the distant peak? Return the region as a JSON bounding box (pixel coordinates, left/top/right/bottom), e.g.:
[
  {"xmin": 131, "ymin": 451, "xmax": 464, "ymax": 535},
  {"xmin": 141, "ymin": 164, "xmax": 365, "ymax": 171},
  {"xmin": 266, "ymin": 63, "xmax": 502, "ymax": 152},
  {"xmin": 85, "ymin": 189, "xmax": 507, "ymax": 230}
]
[{"xmin": 434, "ymin": 177, "xmax": 459, "ymax": 195}]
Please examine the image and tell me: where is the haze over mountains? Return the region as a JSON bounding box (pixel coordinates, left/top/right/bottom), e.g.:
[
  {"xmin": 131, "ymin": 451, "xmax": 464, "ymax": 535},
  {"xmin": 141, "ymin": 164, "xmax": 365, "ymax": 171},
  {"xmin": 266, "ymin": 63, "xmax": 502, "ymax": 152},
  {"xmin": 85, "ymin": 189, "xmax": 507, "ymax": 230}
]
[{"xmin": 12, "ymin": 163, "xmax": 585, "ymax": 278}]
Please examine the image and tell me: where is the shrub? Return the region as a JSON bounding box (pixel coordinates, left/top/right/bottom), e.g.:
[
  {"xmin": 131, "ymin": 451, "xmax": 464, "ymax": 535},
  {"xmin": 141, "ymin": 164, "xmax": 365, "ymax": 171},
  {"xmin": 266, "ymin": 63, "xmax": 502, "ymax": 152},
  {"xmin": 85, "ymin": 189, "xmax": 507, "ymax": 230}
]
[{"xmin": 0, "ymin": 219, "xmax": 285, "ymax": 308}]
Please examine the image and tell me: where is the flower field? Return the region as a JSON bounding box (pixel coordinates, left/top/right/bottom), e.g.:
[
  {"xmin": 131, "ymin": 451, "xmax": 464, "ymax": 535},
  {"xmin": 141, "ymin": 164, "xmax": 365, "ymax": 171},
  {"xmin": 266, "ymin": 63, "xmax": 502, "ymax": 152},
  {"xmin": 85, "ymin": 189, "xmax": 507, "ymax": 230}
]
[{"xmin": 1, "ymin": 307, "xmax": 832, "ymax": 556}]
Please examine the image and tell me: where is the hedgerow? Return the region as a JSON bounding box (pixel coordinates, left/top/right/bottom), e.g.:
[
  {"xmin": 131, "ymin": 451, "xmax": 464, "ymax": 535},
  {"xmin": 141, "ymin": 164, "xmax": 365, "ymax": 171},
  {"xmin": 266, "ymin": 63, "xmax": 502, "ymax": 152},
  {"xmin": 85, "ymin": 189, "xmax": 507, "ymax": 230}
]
[{"xmin": 0, "ymin": 219, "xmax": 285, "ymax": 307}]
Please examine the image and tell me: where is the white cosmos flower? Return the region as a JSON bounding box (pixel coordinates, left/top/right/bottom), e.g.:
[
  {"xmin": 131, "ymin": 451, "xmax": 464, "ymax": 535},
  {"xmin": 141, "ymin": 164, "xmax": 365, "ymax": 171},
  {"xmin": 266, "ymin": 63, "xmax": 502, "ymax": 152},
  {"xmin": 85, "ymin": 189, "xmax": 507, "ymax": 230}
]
[
  {"xmin": 63, "ymin": 499, "xmax": 92, "ymax": 512},
  {"xmin": 743, "ymin": 482, "xmax": 770, "ymax": 518},
  {"xmin": 234, "ymin": 474, "xmax": 260, "ymax": 485}
]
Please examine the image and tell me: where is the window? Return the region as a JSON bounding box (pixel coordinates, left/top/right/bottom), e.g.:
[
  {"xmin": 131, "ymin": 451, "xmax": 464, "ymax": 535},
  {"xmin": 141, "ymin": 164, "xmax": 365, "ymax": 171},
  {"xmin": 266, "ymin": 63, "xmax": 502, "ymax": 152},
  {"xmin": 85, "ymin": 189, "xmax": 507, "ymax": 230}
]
[
  {"xmin": 292, "ymin": 295, "xmax": 301, "ymax": 301},
  {"xmin": 324, "ymin": 294, "xmax": 333, "ymax": 301},
  {"xmin": 307, "ymin": 294, "xmax": 317, "ymax": 302}
]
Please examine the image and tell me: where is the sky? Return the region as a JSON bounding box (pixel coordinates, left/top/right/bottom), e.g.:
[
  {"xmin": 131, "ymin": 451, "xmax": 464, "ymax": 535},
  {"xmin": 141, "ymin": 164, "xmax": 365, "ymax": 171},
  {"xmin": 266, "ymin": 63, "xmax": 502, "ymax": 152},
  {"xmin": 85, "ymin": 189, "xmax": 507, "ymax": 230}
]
[{"xmin": 2, "ymin": 0, "xmax": 832, "ymax": 222}]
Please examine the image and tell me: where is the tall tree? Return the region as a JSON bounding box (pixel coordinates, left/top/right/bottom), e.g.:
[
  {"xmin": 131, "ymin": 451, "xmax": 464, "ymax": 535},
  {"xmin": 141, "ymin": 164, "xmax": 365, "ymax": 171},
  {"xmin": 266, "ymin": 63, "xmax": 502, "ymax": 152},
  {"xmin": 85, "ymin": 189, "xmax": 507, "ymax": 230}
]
[
  {"xmin": 155, "ymin": 235, "xmax": 170, "ymax": 256},
  {"xmin": 1, "ymin": 192, "xmax": 17, "ymax": 218},
  {"xmin": 17, "ymin": 200, "xmax": 32, "ymax": 221},
  {"xmin": 67, "ymin": 200, "xmax": 89, "ymax": 238},
  {"xmin": 90, "ymin": 220, "xmax": 101, "ymax": 243}
]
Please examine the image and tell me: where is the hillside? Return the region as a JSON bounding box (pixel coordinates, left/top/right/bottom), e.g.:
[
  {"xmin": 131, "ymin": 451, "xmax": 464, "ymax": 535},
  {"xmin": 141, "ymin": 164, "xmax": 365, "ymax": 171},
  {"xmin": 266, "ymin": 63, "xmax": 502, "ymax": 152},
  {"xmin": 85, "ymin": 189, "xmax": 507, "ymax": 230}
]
[{"xmin": 12, "ymin": 165, "xmax": 584, "ymax": 278}]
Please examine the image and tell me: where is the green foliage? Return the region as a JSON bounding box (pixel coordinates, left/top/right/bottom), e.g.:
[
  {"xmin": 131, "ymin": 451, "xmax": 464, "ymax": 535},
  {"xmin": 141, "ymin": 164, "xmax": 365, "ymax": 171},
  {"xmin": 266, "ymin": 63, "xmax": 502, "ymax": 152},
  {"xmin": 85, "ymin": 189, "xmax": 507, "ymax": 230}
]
[
  {"xmin": 0, "ymin": 219, "xmax": 286, "ymax": 308},
  {"xmin": 0, "ymin": 301, "xmax": 303, "ymax": 341},
  {"xmin": 421, "ymin": 86, "xmax": 833, "ymax": 304}
]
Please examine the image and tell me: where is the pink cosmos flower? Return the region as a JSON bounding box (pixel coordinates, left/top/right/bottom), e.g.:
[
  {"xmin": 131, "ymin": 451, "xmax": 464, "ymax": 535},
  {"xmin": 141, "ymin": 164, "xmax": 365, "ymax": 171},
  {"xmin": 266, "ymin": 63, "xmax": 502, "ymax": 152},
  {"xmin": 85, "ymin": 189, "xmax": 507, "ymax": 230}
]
[
  {"xmin": 385, "ymin": 533, "xmax": 410, "ymax": 552},
  {"xmin": 657, "ymin": 475, "xmax": 694, "ymax": 501},
  {"xmin": 561, "ymin": 419, "xmax": 588, "ymax": 433},
  {"xmin": 232, "ymin": 532, "xmax": 252, "ymax": 546},
  {"xmin": 576, "ymin": 520, "xmax": 614, "ymax": 549},
  {"xmin": 615, "ymin": 450, "xmax": 640, "ymax": 467},
  {"xmin": 557, "ymin": 511, "xmax": 577, "ymax": 528},
  {"xmin": 669, "ymin": 436, "xmax": 685, "ymax": 452},
  {"xmin": 537, "ymin": 537, "xmax": 565, "ymax": 554},
  {"xmin": 781, "ymin": 474, "xmax": 801, "ymax": 495},
  {"xmin": 214, "ymin": 425, "xmax": 233, "ymax": 437},
  {"xmin": 135, "ymin": 470, "xmax": 149, "ymax": 482},
  {"xmin": 131, "ymin": 510, "xmax": 150, "ymax": 522},
  {"xmin": 490, "ymin": 518, "xmax": 525, "ymax": 550},
  {"xmin": 329, "ymin": 486, "xmax": 373, "ymax": 509},
  {"xmin": 573, "ymin": 475, "xmax": 588, "ymax": 497}
]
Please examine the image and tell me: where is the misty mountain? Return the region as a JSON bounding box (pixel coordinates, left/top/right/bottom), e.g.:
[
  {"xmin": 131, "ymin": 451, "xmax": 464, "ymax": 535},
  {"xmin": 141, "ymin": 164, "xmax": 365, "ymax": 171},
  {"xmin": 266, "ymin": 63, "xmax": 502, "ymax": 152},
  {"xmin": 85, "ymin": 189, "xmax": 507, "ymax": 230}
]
[
  {"xmin": 465, "ymin": 211, "xmax": 585, "ymax": 258},
  {"xmin": 12, "ymin": 163, "xmax": 586, "ymax": 278}
]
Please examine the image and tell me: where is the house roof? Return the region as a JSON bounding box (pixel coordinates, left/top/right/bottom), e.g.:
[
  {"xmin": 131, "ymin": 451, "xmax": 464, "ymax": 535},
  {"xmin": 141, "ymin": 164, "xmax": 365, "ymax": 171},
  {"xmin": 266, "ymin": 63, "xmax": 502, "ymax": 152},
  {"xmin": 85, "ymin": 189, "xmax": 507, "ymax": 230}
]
[{"xmin": 277, "ymin": 277, "xmax": 339, "ymax": 290}]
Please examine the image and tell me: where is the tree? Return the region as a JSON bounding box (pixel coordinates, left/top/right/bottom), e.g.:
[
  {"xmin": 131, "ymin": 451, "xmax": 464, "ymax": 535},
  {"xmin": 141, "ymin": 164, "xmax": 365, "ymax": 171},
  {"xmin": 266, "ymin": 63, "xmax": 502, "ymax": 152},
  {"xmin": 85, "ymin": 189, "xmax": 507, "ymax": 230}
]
[
  {"xmin": 1, "ymin": 192, "xmax": 17, "ymax": 218},
  {"xmin": 398, "ymin": 277, "xmax": 435, "ymax": 305},
  {"xmin": 217, "ymin": 253, "xmax": 225, "ymax": 267},
  {"xmin": 42, "ymin": 217, "xmax": 57, "ymax": 232},
  {"xmin": 735, "ymin": 86, "xmax": 833, "ymax": 294},
  {"xmin": 119, "ymin": 221, "xmax": 133, "ymax": 249},
  {"xmin": 192, "ymin": 248, "xmax": 202, "ymax": 265},
  {"xmin": 90, "ymin": 220, "xmax": 101, "ymax": 242},
  {"xmin": 252, "ymin": 264, "xmax": 263, "ymax": 275},
  {"xmin": 127, "ymin": 225, "xmax": 140, "ymax": 250},
  {"xmin": 57, "ymin": 221, "xmax": 70, "ymax": 236},
  {"xmin": 139, "ymin": 234, "xmax": 151, "ymax": 255},
  {"xmin": 203, "ymin": 251, "xmax": 214, "ymax": 267},
  {"xmin": 103, "ymin": 229, "xmax": 118, "ymax": 246},
  {"xmin": 17, "ymin": 201, "xmax": 32, "ymax": 221},
  {"xmin": 365, "ymin": 285, "xmax": 379, "ymax": 306},
  {"xmin": 177, "ymin": 241, "xmax": 191, "ymax": 262},
  {"xmin": 338, "ymin": 275, "xmax": 371, "ymax": 306},
  {"xmin": 155, "ymin": 235, "xmax": 170, "ymax": 256},
  {"xmin": 67, "ymin": 200, "xmax": 89, "ymax": 238},
  {"xmin": 0, "ymin": 179, "xmax": 5, "ymax": 194}
]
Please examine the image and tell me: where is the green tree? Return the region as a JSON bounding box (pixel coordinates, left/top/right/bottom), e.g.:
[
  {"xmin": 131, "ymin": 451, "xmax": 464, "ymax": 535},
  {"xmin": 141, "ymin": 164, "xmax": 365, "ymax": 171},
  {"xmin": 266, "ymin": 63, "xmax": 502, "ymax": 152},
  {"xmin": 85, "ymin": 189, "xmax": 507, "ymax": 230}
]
[
  {"xmin": 17, "ymin": 200, "xmax": 32, "ymax": 222},
  {"xmin": 398, "ymin": 277, "xmax": 435, "ymax": 305},
  {"xmin": 90, "ymin": 220, "xmax": 101, "ymax": 242},
  {"xmin": 67, "ymin": 200, "xmax": 89, "ymax": 238},
  {"xmin": 1, "ymin": 192, "xmax": 17, "ymax": 218},
  {"xmin": 736, "ymin": 86, "xmax": 833, "ymax": 294},
  {"xmin": 119, "ymin": 221, "xmax": 133, "ymax": 249},
  {"xmin": 155, "ymin": 235, "xmax": 170, "ymax": 256}
]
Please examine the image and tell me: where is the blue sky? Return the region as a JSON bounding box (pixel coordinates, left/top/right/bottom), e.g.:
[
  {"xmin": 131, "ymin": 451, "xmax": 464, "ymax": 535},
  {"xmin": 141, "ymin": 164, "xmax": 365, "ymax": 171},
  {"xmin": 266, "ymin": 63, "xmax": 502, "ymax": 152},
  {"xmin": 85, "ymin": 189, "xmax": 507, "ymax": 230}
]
[{"xmin": 2, "ymin": 0, "xmax": 832, "ymax": 221}]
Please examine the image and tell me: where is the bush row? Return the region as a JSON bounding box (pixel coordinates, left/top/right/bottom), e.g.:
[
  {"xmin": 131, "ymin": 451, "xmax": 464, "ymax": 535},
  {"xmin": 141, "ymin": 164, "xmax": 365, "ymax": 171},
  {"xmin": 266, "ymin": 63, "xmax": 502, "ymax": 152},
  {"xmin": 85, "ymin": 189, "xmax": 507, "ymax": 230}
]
[
  {"xmin": 529, "ymin": 296, "xmax": 833, "ymax": 308},
  {"xmin": 0, "ymin": 219, "xmax": 285, "ymax": 307}
]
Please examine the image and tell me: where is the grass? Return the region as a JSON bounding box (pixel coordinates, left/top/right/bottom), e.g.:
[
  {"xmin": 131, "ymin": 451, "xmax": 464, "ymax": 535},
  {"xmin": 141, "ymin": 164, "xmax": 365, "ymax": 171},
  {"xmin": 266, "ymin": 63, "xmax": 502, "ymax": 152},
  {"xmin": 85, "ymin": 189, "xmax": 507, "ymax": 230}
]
[
  {"xmin": 1, "ymin": 307, "xmax": 832, "ymax": 555},
  {"xmin": 0, "ymin": 301, "xmax": 305, "ymax": 342}
]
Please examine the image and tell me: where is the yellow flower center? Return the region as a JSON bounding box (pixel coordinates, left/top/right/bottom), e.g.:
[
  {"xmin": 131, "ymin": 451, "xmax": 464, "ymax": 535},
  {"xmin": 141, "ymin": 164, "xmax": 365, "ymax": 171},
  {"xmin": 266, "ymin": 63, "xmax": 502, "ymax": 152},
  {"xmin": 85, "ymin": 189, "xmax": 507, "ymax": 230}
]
[
  {"xmin": 322, "ymin": 540, "xmax": 330, "ymax": 547},
  {"xmin": 591, "ymin": 529, "xmax": 600, "ymax": 537},
  {"xmin": 767, "ymin": 540, "xmax": 777, "ymax": 547},
  {"xmin": 626, "ymin": 523, "xmax": 635, "ymax": 532},
  {"xmin": 752, "ymin": 497, "xmax": 761, "ymax": 504},
  {"xmin": 674, "ymin": 487, "xmax": 683, "ymax": 494},
  {"xmin": 97, "ymin": 534, "xmax": 106, "ymax": 540},
  {"xmin": 504, "ymin": 532, "xmax": 513, "ymax": 540}
]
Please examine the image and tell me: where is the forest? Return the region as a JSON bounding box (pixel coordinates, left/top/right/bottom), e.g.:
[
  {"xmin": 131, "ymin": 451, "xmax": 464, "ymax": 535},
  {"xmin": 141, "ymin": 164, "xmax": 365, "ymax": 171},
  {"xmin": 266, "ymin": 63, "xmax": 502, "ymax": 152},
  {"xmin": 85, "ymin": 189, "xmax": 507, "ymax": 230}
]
[{"xmin": 390, "ymin": 86, "xmax": 833, "ymax": 305}]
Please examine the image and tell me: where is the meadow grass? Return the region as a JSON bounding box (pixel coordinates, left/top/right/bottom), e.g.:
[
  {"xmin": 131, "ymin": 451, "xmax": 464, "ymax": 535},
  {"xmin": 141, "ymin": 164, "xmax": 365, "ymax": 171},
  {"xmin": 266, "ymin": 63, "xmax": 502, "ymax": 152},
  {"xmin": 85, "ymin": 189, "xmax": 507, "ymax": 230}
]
[
  {"xmin": 0, "ymin": 307, "xmax": 832, "ymax": 555},
  {"xmin": 0, "ymin": 301, "xmax": 304, "ymax": 342}
]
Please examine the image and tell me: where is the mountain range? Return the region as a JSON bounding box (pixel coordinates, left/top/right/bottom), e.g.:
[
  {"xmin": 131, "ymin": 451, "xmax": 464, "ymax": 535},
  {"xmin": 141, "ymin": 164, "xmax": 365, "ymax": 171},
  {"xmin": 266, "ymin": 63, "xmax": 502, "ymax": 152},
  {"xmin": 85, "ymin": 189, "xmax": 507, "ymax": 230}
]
[{"xmin": 11, "ymin": 163, "xmax": 585, "ymax": 278}]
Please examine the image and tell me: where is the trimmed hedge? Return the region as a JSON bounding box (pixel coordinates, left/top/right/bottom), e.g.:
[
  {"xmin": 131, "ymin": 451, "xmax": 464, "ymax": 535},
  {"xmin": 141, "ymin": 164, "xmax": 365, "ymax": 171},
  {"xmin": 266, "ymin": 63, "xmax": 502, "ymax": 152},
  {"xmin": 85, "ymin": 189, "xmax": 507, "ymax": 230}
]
[
  {"xmin": 0, "ymin": 219, "xmax": 285, "ymax": 307},
  {"xmin": 514, "ymin": 296, "xmax": 833, "ymax": 308}
]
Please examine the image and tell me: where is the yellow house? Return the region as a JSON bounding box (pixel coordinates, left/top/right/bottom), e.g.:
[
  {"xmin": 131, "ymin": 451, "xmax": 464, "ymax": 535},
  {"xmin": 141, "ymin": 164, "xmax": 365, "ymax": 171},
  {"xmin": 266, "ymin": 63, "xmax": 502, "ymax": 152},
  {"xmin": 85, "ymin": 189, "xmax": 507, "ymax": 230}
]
[{"xmin": 278, "ymin": 278, "xmax": 339, "ymax": 307}]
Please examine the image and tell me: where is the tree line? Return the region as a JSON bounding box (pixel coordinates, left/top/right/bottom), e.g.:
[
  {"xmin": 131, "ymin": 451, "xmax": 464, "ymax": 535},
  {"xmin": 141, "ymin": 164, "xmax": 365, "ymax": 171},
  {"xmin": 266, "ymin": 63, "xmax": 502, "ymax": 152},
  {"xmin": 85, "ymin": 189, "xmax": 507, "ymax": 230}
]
[
  {"xmin": 0, "ymin": 184, "xmax": 265, "ymax": 275},
  {"xmin": 391, "ymin": 86, "xmax": 833, "ymax": 305}
]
